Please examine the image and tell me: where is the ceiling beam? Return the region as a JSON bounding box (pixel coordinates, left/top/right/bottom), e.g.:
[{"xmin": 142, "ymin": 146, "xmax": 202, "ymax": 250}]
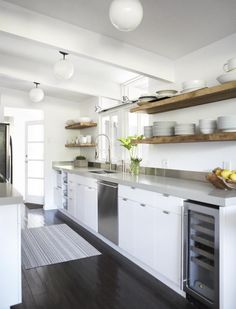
[
  {"xmin": 0, "ymin": 0, "xmax": 175, "ymax": 82},
  {"xmin": 0, "ymin": 53, "xmax": 121, "ymax": 100}
]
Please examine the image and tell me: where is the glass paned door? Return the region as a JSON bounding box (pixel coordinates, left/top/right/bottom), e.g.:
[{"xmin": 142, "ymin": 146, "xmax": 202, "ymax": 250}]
[{"xmin": 25, "ymin": 121, "xmax": 44, "ymax": 204}]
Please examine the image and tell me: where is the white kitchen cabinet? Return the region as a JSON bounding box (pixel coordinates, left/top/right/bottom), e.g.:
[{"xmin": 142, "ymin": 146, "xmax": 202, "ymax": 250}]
[
  {"xmin": 75, "ymin": 176, "xmax": 98, "ymax": 232},
  {"xmin": 118, "ymin": 197, "xmax": 156, "ymax": 268},
  {"xmin": 76, "ymin": 183, "xmax": 85, "ymax": 221},
  {"xmin": 83, "ymin": 185, "xmax": 98, "ymax": 232},
  {"xmin": 53, "ymin": 187, "xmax": 62, "ymax": 209},
  {"xmin": 118, "ymin": 197, "xmax": 135, "ymax": 255},
  {"xmin": 0, "ymin": 204, "xmax": 21, "ymax": 309},
  {"xmin": 154, "ymin": 208, "xmax": 182, "ymax": 285},
  {"xmin": 119, "ymin": 184, "xmax": 183, "ymax": 287},
  {"xmin": 68, "ymin": 178, "xmax": 76, "ymax": 217},
  {"xmin": 134, "ymin": 201, "xmax": 156, "ymax": 268}
]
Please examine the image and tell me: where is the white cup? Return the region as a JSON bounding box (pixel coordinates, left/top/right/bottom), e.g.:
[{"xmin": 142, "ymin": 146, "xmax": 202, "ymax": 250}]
[
  {"xmin": 223, "ymin": 57, "xmax": 236, "ymax": 72},
  {"xmin": 86, "ymin": 135, "xmax": 92, "ymax": 144},
  {"xmin": 79, "ymin": 136, "xmax": 87, "ymax": 144}
]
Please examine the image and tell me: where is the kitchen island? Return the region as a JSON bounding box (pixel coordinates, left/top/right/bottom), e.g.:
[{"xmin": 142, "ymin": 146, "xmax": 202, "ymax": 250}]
[
  {"xmin": 0, "ymin": 184, "xmax": 23, "ymax": 309},
  {"xmin": 53, "ymin": 163, "xmax": 236, "ymax": 309}
]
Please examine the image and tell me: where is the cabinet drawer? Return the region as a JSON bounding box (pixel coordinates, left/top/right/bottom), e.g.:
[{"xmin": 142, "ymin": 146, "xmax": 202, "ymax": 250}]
[
  {"xmin": 119, "ymin": 185, "xmax": 157, "ymax": 205},
  {"xmin": 76, "ymin": 176, "xmax": 97, "ymax": 189},
  {"xmin": 119, "ymin": 184, "xmax": 183, "ymax": 214},
  {"xmin": 68, "ymin": 173, "xmax": 78, "ymax": 183},
  {"xmin": 154, "ymin": 195, "xmax": 183, "ymax": 215}
]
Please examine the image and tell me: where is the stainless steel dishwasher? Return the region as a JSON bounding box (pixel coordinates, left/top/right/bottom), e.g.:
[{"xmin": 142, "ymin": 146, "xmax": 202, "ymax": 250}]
[{"xmin": 98, "ymin": 180, "xmax": 118, "ymax": 245}]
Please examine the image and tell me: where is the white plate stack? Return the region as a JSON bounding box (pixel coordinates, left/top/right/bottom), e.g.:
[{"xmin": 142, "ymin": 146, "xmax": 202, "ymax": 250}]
[
  {"xmin": 174, "ymin": 123, "xmax": 196, "ymax": 135},
  {"xmin": 217, "ymin": 116, "xmax": 236, "ymax": 132},
  {"xmin": 153, "ymin": 121, "xmax": 176, "ymax": 136},
  {"xmin": 144, "ymin": 126, "xmax": 153, "ymax": 138},
  {"xmin": 199, "ymin": 119, "xmax": 217, "ymax": 134}
]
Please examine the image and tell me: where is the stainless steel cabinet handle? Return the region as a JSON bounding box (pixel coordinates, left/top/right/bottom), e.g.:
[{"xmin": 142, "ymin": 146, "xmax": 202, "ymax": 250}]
[
  {"xmin": 162, "ymin": 193, "xmax": 169, "ymax": 197},
  {"xmin": 140, "ymin": 203, "xmax": 146, "ymax": 207},
  {"xmin": 99, "ymin": 182, "xmax": 118, "ymax": 189},
  {"xmin": 163, "ymin": 210, "xmax": 170, "ymax": 214}
]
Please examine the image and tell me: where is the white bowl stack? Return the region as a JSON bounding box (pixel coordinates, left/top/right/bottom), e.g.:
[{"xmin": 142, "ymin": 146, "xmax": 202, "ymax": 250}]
[
  {"xmin": 181, "ymin": 80, "xmax": 207, "ymax": 93},
  {"xmin": 217, "ymin": 116, "xmax": 236, "ymax": 132},
  {"xmin": 199, "ymin": 119, "xmax": 217, "ymax": 134},
  {"xmin": 144, "ymin": 126, "xmax": 153, "ymax": 138},
  {"xmin": 153, "ymin": 121, "xmax": 176, "ymax": 136},
  {"xmin": 174, "ymin": 123, "xmax": 196, "ymax": 135}
]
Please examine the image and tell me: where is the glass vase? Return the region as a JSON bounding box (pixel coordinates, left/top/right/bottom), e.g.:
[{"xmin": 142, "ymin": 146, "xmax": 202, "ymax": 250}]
[{"xmin": 130, "ymin": 159, "xmax": 141, "ymax": 176}]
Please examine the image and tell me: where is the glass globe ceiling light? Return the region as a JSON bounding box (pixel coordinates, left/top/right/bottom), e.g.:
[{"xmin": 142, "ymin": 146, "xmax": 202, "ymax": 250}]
[
  {"xmin": 109, "ymin": 0, "xmax": 143, "ymax": 32},
  {"xmin": 29, "ymin": 82, "xmax": 44, "ymax": 103},
  {"xmin": 54, "ymin": 51, "xmax": 74, "ymax": 80}
]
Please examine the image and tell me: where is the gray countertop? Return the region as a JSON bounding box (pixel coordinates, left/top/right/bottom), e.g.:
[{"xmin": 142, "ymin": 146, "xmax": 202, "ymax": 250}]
[
  {"xmin": 53, "ymin": 164, "xmax": 236, "ymax": 207},
  {"xmin": 0, "ymin": 183, "xmax": 23, "ymax": 206}
]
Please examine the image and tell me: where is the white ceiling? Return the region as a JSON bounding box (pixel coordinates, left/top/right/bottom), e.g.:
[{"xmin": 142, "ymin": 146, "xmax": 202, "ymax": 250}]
[{"xmin": 5, "ymin": 0, "xmax": 236, "ymax": 59}]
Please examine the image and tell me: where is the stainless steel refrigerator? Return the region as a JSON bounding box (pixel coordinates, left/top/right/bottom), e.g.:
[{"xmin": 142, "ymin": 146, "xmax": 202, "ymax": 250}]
[{"xmin": 0, "ymin": 123, "xmax": 12, "ymax": 183}]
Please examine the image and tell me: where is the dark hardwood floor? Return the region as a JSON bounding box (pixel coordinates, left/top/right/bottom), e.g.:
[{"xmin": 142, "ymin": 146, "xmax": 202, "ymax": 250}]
[{"xmin": 13, "ymin": 206, "xmax": 202, "ymax": 309}]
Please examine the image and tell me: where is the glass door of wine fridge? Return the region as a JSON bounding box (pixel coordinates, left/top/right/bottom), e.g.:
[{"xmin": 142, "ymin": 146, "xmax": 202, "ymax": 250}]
[{"xmin": 184, "ymin": 201, "xmax": 219, "ymax": 309}]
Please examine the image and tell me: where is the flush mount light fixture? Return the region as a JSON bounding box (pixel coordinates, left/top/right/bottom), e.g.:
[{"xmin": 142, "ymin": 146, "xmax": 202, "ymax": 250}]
[
  {"xmin": 29, "ymin": 82, "xmax": 44, "ymax": 103},
  {"xmin": 54, "ymin": 51, "xmax": 74, "ymax": 80},
  {"xmin": 109, "ymin": 0, "xmax": 143, "ymax": 31}
]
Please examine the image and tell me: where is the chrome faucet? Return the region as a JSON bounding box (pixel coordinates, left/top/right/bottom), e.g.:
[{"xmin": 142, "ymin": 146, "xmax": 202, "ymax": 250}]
[{"xmin": 95, "ymin": 134, "xmax": 112, "ymax": 170}]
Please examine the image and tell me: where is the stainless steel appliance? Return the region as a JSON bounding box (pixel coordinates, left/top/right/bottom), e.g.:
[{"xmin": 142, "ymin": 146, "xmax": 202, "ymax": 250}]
[
  {"xmin": 0, "ymin": 123, "xmax": 12, "ymax": 183},
  {"xmin": 184, "ymin": 200, "xmax": 219, "ymax": 309},
  {"xmin": 98, "ymin": 180, "xmax": 118, "ymax": 245}
]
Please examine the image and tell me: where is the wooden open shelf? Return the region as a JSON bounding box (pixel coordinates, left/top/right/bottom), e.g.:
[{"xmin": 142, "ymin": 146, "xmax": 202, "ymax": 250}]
[
  {"xmin": 132, "ymin": 132, "xmax": 236, "ymax": 145},
  {"xmin": 65, "ymin": 122, "xmax": 97, "ymax": 129},
  {"xmin": 130, "ymin": 81, "xmax": 236, "ymax": 114},
  {"xmin": 65, "ymin": 143, "xmax": 96, "ymax": 148}
]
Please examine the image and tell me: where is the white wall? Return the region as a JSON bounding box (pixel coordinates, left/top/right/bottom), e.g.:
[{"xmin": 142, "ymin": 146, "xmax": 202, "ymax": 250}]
[
  {"xmin": 0, "ymin": 88, "xmax": 84, "ymax": 209},
  {"xmin": 145, "ymin": 33, "xmax": 236, "ymax": 171},
  {"xmin": 78, "ymin": 97, "xmax": 99, "ymax": 162}
]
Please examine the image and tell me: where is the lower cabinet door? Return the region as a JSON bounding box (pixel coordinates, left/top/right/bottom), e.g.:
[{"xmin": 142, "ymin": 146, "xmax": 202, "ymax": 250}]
[
  {"xmin": 118, "ymin": 197, "xmax": 135, "ymax": 256},
  {"xmin": 119, "ymin": 198, "xmax": 156, "ymax": 268},
  {"xmin": 76, "ymin": 184, "xmax": 85, "ymax": 222},
  {"xmin": 68, "ymin": 196, "xmax": 76, "ymax": 217},
  {"xmin": 54, "ymin": 187, "xmax": 62, "ymax": 209},
  {"xmin": 154, "ymin": 208, "xmax": 182, "ymax": 286},
  {"xmin": 84, "ymin": 186, "xmax": 98, "ymax": 232},
  {"xmin": 133, "ymin": 202, "xmax": 156, "ymax": 268}
]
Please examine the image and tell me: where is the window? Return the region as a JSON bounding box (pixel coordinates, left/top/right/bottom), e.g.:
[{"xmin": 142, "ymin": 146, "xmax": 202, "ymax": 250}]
[
  {"xmin": 125, "ymin": 109, "xmax": 149, "ymax": 162},
  {"xmin": 99, "ymin": 110, "xmax": 122, "ymax": 163},
  {"xmin": 99, "ymin": 106, "xmax": 149, "ymax": 164},
  {"xmin": 99, "ymin": 73, "xmax": 150, "ymax": 164}
]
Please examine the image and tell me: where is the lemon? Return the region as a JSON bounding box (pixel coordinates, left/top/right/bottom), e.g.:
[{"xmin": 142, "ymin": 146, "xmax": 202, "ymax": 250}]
[
  {"xmin": 221, "ymin": 169, "xmax": 232, "ymax": 179},
  {"xmin": 230, "ymin": 173, "xmax": 236, "ymax": 182}
]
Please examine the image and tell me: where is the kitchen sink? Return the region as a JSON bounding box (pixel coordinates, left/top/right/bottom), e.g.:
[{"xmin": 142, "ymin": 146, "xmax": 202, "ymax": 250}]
[{"xmin": 89, "ymin": 170, "xmax": 116, "ymax": 174}]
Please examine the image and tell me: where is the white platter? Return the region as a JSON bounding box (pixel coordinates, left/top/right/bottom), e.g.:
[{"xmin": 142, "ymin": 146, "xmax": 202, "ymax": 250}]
[{"xmin": 156, "ymin": 90, "xmax": 178, "ymax": 98}]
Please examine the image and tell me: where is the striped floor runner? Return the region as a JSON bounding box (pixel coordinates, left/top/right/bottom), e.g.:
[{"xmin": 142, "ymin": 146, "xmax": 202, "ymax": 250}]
[{"xmin": 22, "ymin": 224, "xmax": 101, "ymax": 269}]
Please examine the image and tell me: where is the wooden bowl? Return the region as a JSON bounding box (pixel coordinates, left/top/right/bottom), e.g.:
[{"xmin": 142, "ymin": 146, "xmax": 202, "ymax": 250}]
[{"xmin": 206, "ymin": 173, "xmax": 236, "ymax": 190}]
